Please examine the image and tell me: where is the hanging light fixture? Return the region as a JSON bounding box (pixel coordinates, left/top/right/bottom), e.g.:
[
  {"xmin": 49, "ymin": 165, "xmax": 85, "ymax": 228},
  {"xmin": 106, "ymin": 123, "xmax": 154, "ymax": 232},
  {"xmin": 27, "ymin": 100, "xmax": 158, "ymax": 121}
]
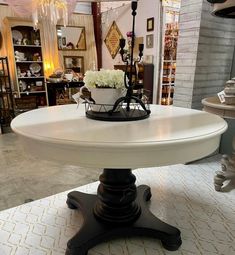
[
  {"xmin": 5, "ymin": 0, "xmax": 132, "ymax": 28},
  {"xmin": 5, "ymin": 0, "xmax": 77, "ymax": 28},
  {"xmin": 32, "ymin": 0, "xmax": 68, "ymax": 28}
]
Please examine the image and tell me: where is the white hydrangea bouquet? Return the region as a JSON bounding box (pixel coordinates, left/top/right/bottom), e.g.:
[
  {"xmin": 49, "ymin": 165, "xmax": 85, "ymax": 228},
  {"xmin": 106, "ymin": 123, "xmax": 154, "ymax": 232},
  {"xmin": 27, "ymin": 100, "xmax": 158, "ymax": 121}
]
[
  {"xmin": 73, "ymin": 69, "xmax": 126, "ymax": 112},
  {"xmin": 83, "ymin": 69, "xmax": 125, "ymax": 89}
]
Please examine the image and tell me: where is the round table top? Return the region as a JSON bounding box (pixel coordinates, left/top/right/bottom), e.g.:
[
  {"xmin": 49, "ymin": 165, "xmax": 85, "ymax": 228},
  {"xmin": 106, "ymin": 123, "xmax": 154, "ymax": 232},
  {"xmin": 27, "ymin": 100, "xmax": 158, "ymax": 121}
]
[
  {"xmin": 202, "ymin": 96, "xmax": 235, "ymax": 119},
  {"xmin": 11, "ymin": 104, "xmax": 227, "ymax": 169}
]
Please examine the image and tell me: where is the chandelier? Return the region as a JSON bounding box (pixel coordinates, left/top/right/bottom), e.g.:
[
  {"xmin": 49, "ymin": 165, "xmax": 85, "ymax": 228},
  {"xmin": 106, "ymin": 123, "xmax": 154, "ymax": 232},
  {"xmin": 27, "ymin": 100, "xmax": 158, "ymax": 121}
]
[
  {"xmin": 5, "ymin": 0, "xmax": 77, "ymax": 28},
  {"xmin": 32, "ymin": 0, "xmax": 68, "ymax": 27}
]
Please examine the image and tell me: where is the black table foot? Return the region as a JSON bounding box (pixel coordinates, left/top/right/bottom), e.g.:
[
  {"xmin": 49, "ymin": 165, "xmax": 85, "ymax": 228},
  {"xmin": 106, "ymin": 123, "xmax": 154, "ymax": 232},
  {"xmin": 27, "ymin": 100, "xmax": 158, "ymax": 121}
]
[
  {"xmin": 66, "ymin": 169, "xmax": 182, "ymax": 255},
  {"xmin": 66, "ymin": 169, "xmax": 182, "ymax": 254}
]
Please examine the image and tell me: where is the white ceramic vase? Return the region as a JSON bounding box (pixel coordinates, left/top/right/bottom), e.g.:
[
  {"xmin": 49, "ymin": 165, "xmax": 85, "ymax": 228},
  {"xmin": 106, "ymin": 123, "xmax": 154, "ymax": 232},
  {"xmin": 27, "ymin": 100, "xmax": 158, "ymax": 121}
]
[{"xmin": 89, "ymin": 87, "xmax": 123, "ymax": 112}]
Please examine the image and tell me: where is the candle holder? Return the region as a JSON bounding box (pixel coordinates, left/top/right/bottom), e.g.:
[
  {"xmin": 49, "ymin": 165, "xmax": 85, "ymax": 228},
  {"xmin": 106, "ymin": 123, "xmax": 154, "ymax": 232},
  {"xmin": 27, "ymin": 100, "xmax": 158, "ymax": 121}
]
[
  {"xmin": 85, "ymin": 1, "xmax": 151, "ymax": 121},
  {"xmin": 109, "ymin": 1, "xmax": 151, "ymax": 116}
]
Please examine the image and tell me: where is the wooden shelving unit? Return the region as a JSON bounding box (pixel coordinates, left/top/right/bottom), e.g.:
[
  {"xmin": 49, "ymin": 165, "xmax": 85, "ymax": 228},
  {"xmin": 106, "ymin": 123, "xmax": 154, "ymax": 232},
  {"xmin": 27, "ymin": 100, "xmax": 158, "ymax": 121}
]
[
  {"xmin": 159, "ymin": 3, "xmax": 180, "ymax": 105},
  {"xmin": 4, "ymin": 17, "xmax": 48, "ymax": 108},
  {"xmin": 0, "ymin": 57, "xmax": 15, "ymax": 133}
]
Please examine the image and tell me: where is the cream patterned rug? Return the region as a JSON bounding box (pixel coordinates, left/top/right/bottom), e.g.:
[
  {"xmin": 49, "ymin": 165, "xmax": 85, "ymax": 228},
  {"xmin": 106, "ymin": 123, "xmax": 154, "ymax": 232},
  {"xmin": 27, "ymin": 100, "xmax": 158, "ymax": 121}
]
[{"xmin": 0, "ymin": 155, "xmax": 234, "ymax": 255}]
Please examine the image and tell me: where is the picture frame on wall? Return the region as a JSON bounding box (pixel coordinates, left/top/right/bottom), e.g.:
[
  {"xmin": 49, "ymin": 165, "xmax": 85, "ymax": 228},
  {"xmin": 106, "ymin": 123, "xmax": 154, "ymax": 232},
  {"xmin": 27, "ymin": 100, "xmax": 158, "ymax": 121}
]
[
  {"xmin": 146, "ymin": 34, "xmax": 154, "ymax": 49},
  {"xmin": 104, "ymin": 21, "xmax": 124, "ymax": 59},
  {"xmin": 64, "ymin": 56, "xmax": 84, "ymax": 74},
  {"xmin": 147, "ymin": 17, "xmax": 154, "ymax": 32}
]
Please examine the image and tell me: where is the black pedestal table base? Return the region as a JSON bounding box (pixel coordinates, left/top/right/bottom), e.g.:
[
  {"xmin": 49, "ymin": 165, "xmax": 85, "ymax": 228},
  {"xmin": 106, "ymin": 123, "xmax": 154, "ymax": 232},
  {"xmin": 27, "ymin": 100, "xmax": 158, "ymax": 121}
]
[{"xmin": 66, "ymin": 169, "xmax": 182, "ymax": 255}]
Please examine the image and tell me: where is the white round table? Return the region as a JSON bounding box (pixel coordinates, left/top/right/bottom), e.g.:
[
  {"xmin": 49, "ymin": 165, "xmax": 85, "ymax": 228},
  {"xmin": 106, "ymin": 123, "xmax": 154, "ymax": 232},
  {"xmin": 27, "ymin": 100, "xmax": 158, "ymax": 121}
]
[{"xmin": 11, "ymin": 104, "xmax": 227, "ymax": 255}]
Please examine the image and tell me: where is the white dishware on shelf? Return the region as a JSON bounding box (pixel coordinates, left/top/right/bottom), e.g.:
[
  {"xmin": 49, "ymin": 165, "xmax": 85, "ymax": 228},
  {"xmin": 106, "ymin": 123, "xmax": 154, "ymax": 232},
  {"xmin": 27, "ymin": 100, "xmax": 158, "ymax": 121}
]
[
  {"xmin": 27, "ymin": 70, "xmax": 31, "ymax": 77},
  {"xmin": 29, "ymin": 63, "xmax": 41, "ymax": 74},
  {"xmin": 65, "ymin": 73, "xmax": 73, "ymax": 81},
  {"xmin": 12, "ymin": 30, "xmax": 23, "ymax": 43}
]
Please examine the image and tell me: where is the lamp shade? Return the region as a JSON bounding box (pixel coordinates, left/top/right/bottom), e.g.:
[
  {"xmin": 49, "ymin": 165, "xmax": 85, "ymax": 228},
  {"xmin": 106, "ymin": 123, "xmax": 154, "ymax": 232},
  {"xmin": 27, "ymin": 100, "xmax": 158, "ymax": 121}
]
[{"xmin": 207, "ymin": 0, "xmax": 235, "ymax": 18}]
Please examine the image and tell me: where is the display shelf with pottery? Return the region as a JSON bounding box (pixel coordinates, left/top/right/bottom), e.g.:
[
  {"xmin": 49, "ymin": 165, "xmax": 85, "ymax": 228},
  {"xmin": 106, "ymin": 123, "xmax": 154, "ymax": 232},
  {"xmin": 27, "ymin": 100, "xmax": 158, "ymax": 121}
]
[{"xmin": 3, "ymin": 17, "xmax": 48, "ymax": 107}]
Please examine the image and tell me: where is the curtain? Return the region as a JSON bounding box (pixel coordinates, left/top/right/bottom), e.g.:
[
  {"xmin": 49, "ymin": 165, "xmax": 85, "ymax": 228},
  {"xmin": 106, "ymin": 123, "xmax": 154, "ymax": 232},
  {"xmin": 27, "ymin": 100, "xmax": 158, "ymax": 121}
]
[{"xmin": 40, "ymin": 19, "xmax": 60, "ymax": 77}]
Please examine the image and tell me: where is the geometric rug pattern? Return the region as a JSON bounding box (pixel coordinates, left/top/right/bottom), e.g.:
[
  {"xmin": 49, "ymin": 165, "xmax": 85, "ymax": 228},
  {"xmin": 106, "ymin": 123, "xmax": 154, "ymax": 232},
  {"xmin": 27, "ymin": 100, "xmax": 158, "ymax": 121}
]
[{"xmin": 0, "ymin": 155, "xmax": 235, "ymax": 255}]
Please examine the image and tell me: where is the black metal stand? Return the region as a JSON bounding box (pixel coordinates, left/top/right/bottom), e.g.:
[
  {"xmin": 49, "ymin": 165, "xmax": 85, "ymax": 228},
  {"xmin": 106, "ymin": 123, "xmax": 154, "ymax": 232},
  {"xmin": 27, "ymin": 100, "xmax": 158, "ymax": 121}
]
[
  {"xmin": 85, "ymin": 101, "xmax": 150, "ymax": 121},
  {"xmin": 85, "ymin": 1, "xmax": 151, "ymax": 122},
  {"xmin": 108, "ymin": 1, "xmax": 150, "ymax": 118},
  {"xmin": 66, "ymin": 169, "xmax": 182, "ymax": 255}
]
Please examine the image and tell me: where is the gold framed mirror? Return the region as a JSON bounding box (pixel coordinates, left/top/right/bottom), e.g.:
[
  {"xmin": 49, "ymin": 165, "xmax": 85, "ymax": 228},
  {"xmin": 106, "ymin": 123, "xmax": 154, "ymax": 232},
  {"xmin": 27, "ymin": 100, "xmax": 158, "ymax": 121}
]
[{"xmin": 56, "ymin": 25, "xmax": 86, "ymax": 51}]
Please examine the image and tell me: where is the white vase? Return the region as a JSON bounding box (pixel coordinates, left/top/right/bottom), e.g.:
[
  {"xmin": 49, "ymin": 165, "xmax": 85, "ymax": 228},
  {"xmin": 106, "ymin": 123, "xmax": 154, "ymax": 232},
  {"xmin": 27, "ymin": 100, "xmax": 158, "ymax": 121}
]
[{"xmin": 89, "ymin": 88, "xmax": 123, "ymax": 112}]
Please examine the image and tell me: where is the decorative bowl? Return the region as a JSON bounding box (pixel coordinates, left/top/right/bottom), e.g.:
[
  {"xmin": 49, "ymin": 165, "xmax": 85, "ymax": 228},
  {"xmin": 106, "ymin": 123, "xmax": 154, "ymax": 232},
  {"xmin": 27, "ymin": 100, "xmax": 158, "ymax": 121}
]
[{"xmin": 47, "ymin": 77, "xmax": 63, "ymax": 83}]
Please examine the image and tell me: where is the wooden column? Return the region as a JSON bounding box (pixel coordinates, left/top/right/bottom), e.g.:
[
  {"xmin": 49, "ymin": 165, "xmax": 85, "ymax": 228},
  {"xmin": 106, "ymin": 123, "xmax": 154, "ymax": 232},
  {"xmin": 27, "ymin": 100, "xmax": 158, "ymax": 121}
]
[{"xmin": 92, "ymin": 2, "xmax": 102, "ymax": 70}]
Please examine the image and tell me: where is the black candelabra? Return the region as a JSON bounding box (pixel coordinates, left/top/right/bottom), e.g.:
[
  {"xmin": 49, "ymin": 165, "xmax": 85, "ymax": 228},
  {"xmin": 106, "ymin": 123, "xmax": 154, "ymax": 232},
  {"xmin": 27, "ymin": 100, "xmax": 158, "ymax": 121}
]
[
  {"xmin": 109, "ymin": 1, "xmax": 151, "ymax": 116},
  {"xmin": 85, "ymin": 1, "xmax": 151, "ymax": 121}
]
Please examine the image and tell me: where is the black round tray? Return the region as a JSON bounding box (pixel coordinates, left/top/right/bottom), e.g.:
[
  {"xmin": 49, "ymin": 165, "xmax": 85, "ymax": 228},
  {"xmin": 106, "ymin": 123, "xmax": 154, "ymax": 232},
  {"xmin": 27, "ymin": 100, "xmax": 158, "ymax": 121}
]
[{"xmin": 85, "ymin": 103, "xmax": 151, "ymax": 122}]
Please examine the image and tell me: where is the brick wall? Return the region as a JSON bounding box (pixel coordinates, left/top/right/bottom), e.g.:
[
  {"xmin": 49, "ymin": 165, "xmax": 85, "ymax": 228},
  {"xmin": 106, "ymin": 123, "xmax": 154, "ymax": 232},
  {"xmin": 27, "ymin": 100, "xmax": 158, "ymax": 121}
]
[{"xmin": 174, "ymin": 0, "xmax": 235, "ymax": 109}]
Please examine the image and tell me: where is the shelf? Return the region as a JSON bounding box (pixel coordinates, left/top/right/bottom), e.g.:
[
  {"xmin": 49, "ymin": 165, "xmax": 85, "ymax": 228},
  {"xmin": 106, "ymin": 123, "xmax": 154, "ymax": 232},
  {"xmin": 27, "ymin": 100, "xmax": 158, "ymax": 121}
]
[
  {"xmin": 20, "ymin": 90, "xmax": 46, "ymax": 94},
  {"xmin": 163, "ymin": 60, "xmax": 176, "ymax": 62},
  {"xmin": 0, "ymin": 75, "xmax": 9, "ymax": 78},
  {"xmin": 165, "ymin": 35, "xmax": 178, "ymax": 38},
  {"xmin": 162, "ymin": 83, "xmax": 175, "ymax": 85},
  {"xmin": 0, "ymin": 91, "xmax": 14, "ymax": 95},
  {"xmin": 163, "ymin": 65, "xmax": 176, "ymax": 68},
  {"xmin": 162, "ymin": 74, "xmax": 175, "ymax": 79},
  {"xmin": 18, "ymin": 76, "xmax": 45, "ymax": 79},
  {"xmin": 162, "ymin": 87, "xmax": 174, "ymax": 93},
  {"xmin": 13, "ymin": 44, "xmax": 41, "ymax": 48},
  {"xmin": 16, "ymin": 61, "xmax": 43, "ymax": 63}
]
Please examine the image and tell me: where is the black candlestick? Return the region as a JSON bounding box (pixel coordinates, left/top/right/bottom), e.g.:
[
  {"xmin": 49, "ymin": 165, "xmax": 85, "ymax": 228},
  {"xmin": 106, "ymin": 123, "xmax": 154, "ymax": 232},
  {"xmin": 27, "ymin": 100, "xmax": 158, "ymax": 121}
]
[
  {"xmin": 109, "ymin": 1, "xmax": 150, "ymax": 115},
  {"xmin": 85, "ymin": 1, "xmax": 151, "ymax": 121},
  {"xmin": 120, "ymin": 38, "xmax": 126, "ymax": 49}
]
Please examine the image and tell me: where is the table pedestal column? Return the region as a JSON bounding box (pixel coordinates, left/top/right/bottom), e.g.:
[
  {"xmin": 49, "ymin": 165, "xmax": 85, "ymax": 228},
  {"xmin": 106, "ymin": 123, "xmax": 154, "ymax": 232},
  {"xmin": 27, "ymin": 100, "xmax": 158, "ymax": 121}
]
[
  {"xmin": 66, "ymin": 169, "xmax": 182, "ymax": 255},
  {"xmin": 214, "ymin": 137, "xmax": 235, "ymax": 191}
]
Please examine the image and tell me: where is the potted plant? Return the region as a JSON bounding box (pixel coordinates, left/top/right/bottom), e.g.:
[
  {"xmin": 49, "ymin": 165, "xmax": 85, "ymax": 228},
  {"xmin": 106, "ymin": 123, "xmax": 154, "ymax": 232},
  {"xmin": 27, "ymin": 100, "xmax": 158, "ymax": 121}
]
[{"xmin": 82, "ymin": 69, "xmax": 126, "ymax": 112}]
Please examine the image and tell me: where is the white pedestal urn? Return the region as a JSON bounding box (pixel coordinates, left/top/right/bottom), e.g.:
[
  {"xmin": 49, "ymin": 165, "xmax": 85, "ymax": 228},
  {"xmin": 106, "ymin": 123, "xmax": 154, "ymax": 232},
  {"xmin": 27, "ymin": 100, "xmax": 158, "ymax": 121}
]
[{"xmin": 89, "ymin": 87, "xmax": 123, "ymax": 112}]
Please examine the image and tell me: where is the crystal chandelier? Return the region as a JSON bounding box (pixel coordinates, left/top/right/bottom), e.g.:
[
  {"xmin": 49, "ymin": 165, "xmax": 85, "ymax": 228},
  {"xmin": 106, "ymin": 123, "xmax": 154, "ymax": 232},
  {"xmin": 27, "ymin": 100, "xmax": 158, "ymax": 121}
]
[
  {"xmin": 32, "ymin": 0, "xmax": 68, "ymax": 28},
  {"xmin": 5, "ymin": 0, "xmax": 76, "ymax": 28}
]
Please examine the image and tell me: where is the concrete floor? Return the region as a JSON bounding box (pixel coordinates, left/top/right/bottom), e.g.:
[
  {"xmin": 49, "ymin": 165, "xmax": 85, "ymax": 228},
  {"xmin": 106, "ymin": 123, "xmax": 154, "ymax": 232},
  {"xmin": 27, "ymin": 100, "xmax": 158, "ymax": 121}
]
[{"xmin": 0, "ymin": 133, "xmax": 101, "ymax": 211}]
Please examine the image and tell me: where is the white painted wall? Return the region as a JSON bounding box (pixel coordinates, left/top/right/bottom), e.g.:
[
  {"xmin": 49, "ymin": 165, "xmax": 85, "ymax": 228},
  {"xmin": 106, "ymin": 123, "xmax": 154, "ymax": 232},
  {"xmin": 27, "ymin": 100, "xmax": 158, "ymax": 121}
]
[
  {"xmin": 101, "ymin": 0, "xmax": 161, "ymax": 103},
  {"xmin": 174, "ymin": 0, "xmax": 235, "ymax": 109},
  {"xmin": 101, "ymin": 1, "xmax": 129, "ymax": 13},
  {"xmin": 102, "ymin": 4, "xmax": 132, "ymax": 68},
  {"xmin": 74, "ymin": 3, "xmax": 92, "ymax": 14}
]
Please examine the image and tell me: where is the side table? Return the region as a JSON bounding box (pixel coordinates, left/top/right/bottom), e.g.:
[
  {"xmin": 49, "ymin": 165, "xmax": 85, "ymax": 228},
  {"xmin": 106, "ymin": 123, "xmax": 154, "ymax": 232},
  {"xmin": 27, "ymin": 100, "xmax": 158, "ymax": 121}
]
[
  {"xmin": 46, "ymin": 81, "xmax": 84, "ymax": 106},
  {"xmin": 202, "ymin": 96, "xmax": 235, "ymax": 191}
]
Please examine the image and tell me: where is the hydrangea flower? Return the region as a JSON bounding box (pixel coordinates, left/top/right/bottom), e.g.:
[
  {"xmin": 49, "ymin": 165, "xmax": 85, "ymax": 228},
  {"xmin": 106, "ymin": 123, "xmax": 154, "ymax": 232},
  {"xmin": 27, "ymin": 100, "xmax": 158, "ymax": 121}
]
[{"xmin": 84, "ymin": 69, "xmax": 125, "ymax": 89}]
